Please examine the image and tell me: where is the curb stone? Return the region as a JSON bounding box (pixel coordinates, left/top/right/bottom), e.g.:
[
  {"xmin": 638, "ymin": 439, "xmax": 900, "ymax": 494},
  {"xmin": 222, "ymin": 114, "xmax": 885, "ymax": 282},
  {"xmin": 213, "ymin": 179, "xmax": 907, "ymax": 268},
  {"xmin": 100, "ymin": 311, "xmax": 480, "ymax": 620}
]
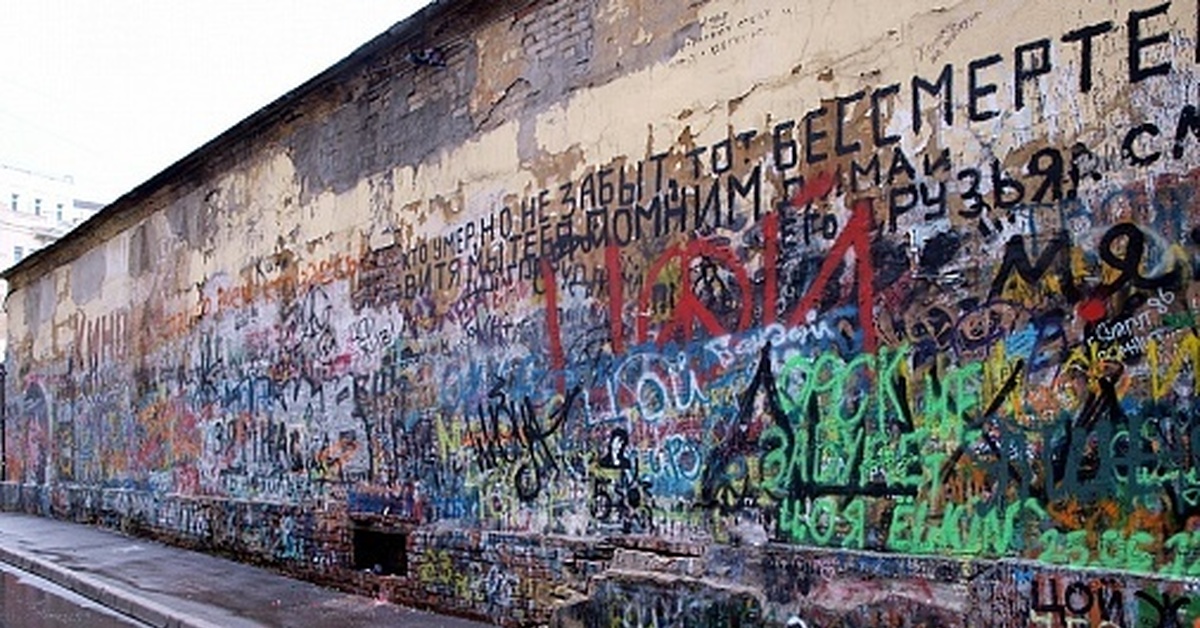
[{"xmin": 0, "ymin": 543, "xmax": 228, "ymax": 628}]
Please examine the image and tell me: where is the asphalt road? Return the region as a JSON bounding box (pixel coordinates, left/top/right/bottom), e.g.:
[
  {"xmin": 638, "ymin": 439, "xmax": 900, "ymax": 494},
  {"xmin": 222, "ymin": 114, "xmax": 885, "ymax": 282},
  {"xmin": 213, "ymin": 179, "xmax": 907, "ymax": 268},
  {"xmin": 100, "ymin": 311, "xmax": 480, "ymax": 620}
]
[{"xmin": 0, "ymin": 562, "xmax": 148, "ymax": 628}]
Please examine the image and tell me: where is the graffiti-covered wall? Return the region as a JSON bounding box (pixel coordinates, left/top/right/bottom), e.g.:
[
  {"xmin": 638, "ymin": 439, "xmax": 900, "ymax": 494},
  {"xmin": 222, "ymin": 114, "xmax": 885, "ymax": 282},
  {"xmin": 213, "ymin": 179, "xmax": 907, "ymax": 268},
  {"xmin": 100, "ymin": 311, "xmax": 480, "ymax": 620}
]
[{"xmin": 5, "ymin": 0, "xmax": 1200, "ymax": 625}]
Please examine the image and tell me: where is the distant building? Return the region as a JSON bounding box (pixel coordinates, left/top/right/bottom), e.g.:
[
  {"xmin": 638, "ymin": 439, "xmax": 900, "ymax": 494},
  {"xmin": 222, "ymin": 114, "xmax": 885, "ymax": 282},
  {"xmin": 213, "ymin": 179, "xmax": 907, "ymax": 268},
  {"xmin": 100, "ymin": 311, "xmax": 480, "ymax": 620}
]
[
  {"xmin": 0, "ymin": 164, "xmax": 99, "ymax": 262},
  {"xmin": 0, "ymin": 163, "xmax": 102, "ymax": 352}
]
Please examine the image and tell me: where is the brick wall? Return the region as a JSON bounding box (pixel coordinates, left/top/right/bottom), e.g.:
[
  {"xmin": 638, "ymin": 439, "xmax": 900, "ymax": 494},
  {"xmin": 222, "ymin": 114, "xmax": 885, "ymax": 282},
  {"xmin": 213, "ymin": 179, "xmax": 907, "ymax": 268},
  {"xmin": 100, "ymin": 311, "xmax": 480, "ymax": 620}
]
[{"xmin": 6, "ymin": 0, "xmax": 1200, "ymax": 625}]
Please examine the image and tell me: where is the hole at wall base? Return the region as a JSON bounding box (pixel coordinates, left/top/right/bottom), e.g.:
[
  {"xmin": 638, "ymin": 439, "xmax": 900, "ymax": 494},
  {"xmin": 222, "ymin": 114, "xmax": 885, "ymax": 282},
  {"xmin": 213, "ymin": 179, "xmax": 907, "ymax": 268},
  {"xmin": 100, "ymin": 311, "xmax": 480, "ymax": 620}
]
[{"xmin": 352, "ymin": 527, "xmax": 408, "ymax": 577}]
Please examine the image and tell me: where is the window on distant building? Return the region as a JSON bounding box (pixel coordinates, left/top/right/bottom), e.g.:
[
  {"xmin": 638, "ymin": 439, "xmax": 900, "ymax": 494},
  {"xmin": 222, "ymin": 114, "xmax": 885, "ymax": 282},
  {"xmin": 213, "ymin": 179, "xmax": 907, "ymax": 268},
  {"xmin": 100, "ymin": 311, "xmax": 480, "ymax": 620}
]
[
  {"xmin": 13, "ymin": 246, "xmax": 23, "ymax": 262},
  {"xmin": 56, "ymin": 203, "xmax": 63, "ymax": 221},
  {"xmin": 34, "ymin": 198, "xmax": 41, "ymax": 215},
  {"xmin": 10, "ymin": 193, "xmax": 17, "ymax": 212}
]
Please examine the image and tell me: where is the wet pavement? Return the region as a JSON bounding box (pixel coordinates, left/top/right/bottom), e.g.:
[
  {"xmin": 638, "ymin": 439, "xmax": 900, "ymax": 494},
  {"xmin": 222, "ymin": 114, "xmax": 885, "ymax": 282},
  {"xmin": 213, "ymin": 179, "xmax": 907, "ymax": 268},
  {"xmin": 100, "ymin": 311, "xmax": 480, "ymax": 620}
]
[
  {"xmin": 0, "ymin": 512, "xmax": 494, "ymax": 628},
  {"xmin": 0, "ymin": 562, "xmax": 147, "ymax": 628}
]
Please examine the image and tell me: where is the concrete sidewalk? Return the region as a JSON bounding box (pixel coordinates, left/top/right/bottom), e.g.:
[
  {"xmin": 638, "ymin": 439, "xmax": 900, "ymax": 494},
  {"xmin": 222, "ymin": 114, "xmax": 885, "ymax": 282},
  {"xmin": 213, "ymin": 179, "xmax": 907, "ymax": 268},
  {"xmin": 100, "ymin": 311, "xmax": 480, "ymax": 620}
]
[{"xmin": 0, "ymin": 512, "xmax": 494, "ymax": 628}]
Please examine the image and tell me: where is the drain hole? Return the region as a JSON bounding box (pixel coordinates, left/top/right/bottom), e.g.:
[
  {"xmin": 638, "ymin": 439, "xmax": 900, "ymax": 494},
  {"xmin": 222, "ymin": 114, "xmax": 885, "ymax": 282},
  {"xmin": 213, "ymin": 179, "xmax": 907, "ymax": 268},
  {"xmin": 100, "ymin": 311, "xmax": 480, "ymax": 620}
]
[{"xmin": 352, "ymin": 528, "xmax": 407, "ymax": 576}]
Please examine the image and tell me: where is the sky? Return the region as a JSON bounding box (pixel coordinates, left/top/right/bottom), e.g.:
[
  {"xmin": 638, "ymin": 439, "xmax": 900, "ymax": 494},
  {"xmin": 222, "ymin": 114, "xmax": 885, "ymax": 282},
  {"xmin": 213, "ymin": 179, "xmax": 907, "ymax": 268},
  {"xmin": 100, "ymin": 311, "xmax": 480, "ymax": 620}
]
[{"xmin": 0, "ymin": 1, "xmax": 430, "ymax": 204}]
